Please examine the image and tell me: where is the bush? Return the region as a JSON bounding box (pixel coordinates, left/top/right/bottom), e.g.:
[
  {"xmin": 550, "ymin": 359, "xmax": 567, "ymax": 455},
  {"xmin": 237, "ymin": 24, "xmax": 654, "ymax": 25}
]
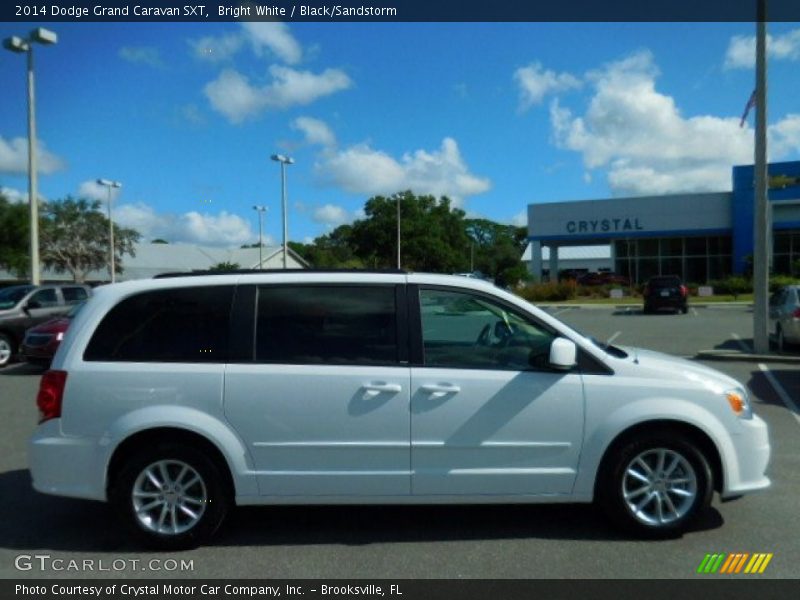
[
  {"xmin": 770, "ymin": 275, "xmax": 800, "ymax": 293},
  {"xmin": 709, "ymin": 276, "xmax": 752, "ymax": 298},
  {"xmin": 517, "ymin": 280, "xmax": 578, "ymax": 302}
]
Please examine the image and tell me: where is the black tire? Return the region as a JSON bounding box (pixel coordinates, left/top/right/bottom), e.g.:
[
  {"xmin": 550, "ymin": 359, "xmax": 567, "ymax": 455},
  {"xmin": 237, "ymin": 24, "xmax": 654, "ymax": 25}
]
[
  {"xmin": 0, "ymin": 332, "xmax": 15, "ymax": 368},
  {"xmin": 110, "ymin": 443, "xmax": 230, "ymax": 549},
  {"xmin": 598, "ymin": 434, "xmax": 713, "ymax": 538},
  {"xmin": 680, "ymin": 306, "xmax": 689, "ymax": 315}
]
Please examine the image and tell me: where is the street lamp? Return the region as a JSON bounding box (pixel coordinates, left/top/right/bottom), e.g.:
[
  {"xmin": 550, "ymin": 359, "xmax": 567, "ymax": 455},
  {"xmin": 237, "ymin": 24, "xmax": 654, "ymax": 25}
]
[
  {"xmin": 252, "ymin": 205, "xmax": 268, "ymax": 269},
  {"xmin": 394, "ymin": 193, "xmax": 402, "ymax": 269},
  {"xmin": 3, "ymin": 27, "xmax": 58, "ymax": 285},
  {"xmin": 270, "ymin": 154, "xmax": 294, "ymax": 269},
  {"xmin": 97, "ymin": 179, "xmax": 122, "ymax": 283}
]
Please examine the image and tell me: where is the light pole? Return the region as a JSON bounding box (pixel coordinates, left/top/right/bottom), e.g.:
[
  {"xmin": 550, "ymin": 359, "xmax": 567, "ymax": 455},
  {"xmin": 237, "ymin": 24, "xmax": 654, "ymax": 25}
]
[
  {"xmin": 270, "ymin": 154, "xmax": 294, "ymax": 269},
  {"xmin": 97, "ymin": 179, "xmax": 122, "ymax": 283},
  {"xmin": 396, "ymin": 193, "xmax": 401, "ymax": 269},
  {"xmin": 252, "ymin": 205, "xmax": 268, "ymax": 269},
  {"xmin": 753, "ymin": 0, "xmax": 769, "ymax": 353},
  {"xmin": 3, "ymin": 28, "xmax": 58, "ymax": 285}
]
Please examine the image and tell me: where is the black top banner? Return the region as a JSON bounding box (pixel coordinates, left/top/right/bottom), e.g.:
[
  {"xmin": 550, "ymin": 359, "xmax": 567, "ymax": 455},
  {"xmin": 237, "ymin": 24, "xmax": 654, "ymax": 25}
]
[{"xmin": 2, "ymin": 0, "xmax": 800, "ymax": 23}]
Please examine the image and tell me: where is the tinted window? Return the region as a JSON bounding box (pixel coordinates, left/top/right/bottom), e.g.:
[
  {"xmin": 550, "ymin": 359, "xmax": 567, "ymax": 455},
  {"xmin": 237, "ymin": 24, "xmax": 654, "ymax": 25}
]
[
  {"xmin": 420, "ymin": 288, "xmax": 556, "ymax": 371},
  {"xmin": 256, "ymin": 285, "xmax": 397, "ymax": 365},
  {"xmin": 85, "ymin": 286, "xmax": 234, "ymax": 362},
  {"xmin": 29, "ymin": 288, "xmax": 58, "ymax": 307},
  {"xmin": 62, "ymin": 287, "xmax": 88, "ymax": 304},
  {"xmin": 0, "ymin": 285, "xmax": 34, "ymax": 309}
]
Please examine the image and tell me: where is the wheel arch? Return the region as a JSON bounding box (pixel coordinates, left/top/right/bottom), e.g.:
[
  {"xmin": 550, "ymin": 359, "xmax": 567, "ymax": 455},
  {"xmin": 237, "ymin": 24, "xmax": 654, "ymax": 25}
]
[
  {"xmin": 592, "ymin": 419, "xmax": 724, "ymax": 499},
  {"xmin": 106, "ymin": 427, "xmax": 236, "ymax": 501}
]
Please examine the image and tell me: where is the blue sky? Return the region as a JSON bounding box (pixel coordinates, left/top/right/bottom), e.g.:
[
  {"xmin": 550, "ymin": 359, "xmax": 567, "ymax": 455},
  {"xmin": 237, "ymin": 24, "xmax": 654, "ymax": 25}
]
[{"xmin": 1, "ymin": 21, "xmax": 799, "ymax": 247}]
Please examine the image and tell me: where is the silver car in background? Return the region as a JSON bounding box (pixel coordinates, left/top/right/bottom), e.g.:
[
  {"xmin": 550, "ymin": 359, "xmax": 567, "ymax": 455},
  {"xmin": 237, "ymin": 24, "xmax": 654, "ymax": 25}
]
[{"xmin": 769, "ymin": 285, "xmax": 800, "ymax": 351}]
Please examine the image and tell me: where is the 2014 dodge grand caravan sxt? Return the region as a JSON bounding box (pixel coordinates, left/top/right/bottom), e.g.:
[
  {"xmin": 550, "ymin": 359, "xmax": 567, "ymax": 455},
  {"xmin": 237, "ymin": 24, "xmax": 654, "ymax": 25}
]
[{"xmin": 29, "ymin": 271, "xmax": 770, "ymax": 548}]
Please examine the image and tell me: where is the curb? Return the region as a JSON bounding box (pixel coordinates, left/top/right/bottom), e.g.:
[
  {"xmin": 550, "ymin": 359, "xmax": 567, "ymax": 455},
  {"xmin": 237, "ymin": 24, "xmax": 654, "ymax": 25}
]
[{"xmin": 696, "ymin": 350, "xmax": 800, "ymax": 363}]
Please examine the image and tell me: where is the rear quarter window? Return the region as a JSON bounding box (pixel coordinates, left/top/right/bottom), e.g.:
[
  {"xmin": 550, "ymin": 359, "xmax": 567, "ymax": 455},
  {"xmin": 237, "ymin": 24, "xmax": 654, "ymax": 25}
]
[{"xmin": 84, "ymin": 286, "xmax": 234, "ymax": 362}]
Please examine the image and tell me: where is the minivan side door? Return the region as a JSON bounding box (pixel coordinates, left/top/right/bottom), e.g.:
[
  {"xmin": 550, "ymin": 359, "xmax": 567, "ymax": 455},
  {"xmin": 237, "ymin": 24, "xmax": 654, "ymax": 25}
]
[
  {"xmin": 224, "ymin": 283, "xmax": 412, "ymax": 497},
  {"xmin": 409, "ymin": 286, "xmax": 585, "ymax": 497}
]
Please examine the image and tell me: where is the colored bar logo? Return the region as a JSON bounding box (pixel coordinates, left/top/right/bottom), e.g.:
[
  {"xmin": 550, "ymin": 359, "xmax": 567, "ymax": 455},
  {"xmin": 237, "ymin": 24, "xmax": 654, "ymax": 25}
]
[{"xmin": 696, "ymin": 553, "xmax": 773, "ymax": 574}]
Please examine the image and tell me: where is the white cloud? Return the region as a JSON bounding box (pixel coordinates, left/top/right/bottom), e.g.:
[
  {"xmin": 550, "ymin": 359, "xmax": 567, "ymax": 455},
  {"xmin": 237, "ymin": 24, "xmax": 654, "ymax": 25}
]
[
  {"xmin": 313, "ymin": 203, "xmax": 351, "ymax": 227},
  {"xmin": 119, "ymin": 46, "xmax": 164, "ymax": 68},
  {"xmin": 0, "ymin": 186, "xmax": 27, "ymax": 204},
  {"xmin": 191, "ymin": 32, "xmax": 244, "ymax": 63},
  {"xmin": 114, "ymin": 202, "xmax": 255, "ymax": 247},
  {"xmin": 514, "ymin": 62, "xmax": 581, "ymax": 111},
  {"xmin": 241, "ymin": 22, "xmax": 302, "ymax": 65},
  {"xmin": 770, "ymin": 114, "xmax": 800, "ymax": 157},
  {"xmin": 292, "ymin": 116, "xmax": 337, "ymax": 147},
  {"xmin": 0, "ymin": 136, "xmax": 65, "ymax": 175},
  {"xmin": 204, "ymin": 66, "xmax": 352, "ymax": 123},
  {"xmin": 549, "ymin": 51, "xmax": 758, "ymax": 195},
  {"xmin": 192, "ymin": 23, "xmax": 302, "ymax": 65},
  {"xmin": 511, "ymin": 210, "xmax": 527, "ymax": 227},
  {"xmin": 724, "ymin": 29, "xmax": 800, "ymax": 69},
  {"xmin": 317, "ymin": 137, "xmax": 490, "ymax": 205}
]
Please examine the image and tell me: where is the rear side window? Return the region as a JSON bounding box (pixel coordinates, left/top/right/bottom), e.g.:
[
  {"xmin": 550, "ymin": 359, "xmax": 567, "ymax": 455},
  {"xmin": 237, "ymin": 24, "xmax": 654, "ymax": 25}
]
[
  {"xmin": 62, "ymin": 287, "xmax": 88, "ymax": 304},
  {"xmin": 84, "ymin": 286, "xmax": 234, "ymax": 362},
  {"xmin": 255, "ymin": 285, "xmax": 398, "ymax": 365},
  {"xmin": 29, "ymin": 288, "xmax": 58, "ymax": 307}
]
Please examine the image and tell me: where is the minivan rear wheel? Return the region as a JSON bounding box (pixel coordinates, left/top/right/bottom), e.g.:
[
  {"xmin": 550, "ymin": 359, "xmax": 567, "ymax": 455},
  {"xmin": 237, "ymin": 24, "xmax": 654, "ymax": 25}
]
[
  {"xmin": 599, "ymin": 435, "xmax": 712, "ymax": 537},
  {"xmin": 110, "ymin": 443, "xmax": 229, "ymax": 549}
]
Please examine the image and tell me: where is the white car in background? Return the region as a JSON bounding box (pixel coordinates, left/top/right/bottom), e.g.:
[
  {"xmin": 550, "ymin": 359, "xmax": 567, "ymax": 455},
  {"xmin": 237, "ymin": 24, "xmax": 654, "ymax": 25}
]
[
  {"xmin": 29, "ymin": 271, "xmax": 770, "ymax": 548},
  {"xmin": 770, "ymin": 284, "xmax": 800, "ymax": 351}
]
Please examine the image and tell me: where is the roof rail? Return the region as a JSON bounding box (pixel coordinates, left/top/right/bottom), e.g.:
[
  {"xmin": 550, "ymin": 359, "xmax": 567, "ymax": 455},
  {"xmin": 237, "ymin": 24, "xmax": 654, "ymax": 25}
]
[{"xmin": 153, "ymin": 268, "xmax": 408, "ymax": 279}]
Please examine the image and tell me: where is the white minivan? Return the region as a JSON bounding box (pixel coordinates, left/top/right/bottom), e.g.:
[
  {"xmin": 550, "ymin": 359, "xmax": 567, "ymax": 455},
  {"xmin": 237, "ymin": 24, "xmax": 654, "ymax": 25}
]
[{"xmin": 29, "ymin": 272, "xmax": 770, "ymax": 548}]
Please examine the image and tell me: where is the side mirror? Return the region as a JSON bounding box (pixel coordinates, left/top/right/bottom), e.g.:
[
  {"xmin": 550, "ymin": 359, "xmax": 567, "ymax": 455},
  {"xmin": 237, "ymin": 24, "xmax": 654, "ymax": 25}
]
[{"xmin": 549, "ymin": 337, "xmax": 577, "ymax": 371}]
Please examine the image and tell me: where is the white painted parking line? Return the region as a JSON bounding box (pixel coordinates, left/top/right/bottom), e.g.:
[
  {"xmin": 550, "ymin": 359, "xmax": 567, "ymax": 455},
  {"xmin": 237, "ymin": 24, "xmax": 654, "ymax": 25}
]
[
  {"xmin": 552, "ymin": 307, "xmax": 572, "ymax": 316},
  {"xmin": 0, "ymin": 363, "xmax": 30, "ymax": 374},
  {"xmin": 691, "ymin": 308, "xmax": 699, "ymax": 317},
  {"xmin": 758, "ymin": 363, "xmax": 800, "ymax": 426},
  {"xmin": 731, "ymin": 332, "xmax": 752, "ymax": 353},
  {"xmin": 606, "ymin": 331, "xmax": 621, "ymax": 345}
]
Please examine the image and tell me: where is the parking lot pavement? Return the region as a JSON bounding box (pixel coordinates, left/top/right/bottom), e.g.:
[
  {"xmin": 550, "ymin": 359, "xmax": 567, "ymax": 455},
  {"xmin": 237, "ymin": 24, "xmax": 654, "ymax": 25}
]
[{"xmin": 0, "ymin": 306, "xmax": 798, "ymax": 579}]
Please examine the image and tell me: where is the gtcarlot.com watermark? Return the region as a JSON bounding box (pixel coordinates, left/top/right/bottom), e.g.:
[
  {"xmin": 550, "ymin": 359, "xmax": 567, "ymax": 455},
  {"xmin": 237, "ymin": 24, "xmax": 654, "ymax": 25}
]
[{"xmin": 14, "ymin": 554, "xmax": 194, "ymax": 572}]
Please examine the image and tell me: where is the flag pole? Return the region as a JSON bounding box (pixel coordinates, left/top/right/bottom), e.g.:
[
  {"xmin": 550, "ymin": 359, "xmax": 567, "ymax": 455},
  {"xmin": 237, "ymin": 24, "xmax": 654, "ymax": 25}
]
[{"xmin": 753, "ymin": 0, "xmax": 769, "ymax": 354}]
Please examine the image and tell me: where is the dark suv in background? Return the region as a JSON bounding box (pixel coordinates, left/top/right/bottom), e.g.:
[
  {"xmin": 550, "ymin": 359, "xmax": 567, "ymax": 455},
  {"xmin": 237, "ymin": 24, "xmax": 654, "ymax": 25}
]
[
  {"xmin": 642, "ymin": 276, "xmax": 688, "ymax": 314},
  {"xmin": 0, "ymin": 284, "xmax": 91, "ymax": 367}
]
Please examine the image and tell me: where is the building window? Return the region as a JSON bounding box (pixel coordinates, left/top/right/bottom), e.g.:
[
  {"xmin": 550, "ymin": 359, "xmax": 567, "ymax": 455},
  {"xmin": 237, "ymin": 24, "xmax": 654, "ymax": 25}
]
[
  {"xmin": 773, "ymin": 231, "xmax": 800, "ymax": 276},
  {"xmin": 613, "ymin": 235, "xmax": 732, "ymax": 284}
]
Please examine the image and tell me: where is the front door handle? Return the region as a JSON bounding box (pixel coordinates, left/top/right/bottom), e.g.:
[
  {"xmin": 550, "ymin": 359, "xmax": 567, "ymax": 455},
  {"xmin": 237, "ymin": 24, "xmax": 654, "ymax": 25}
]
[
  {"xmin": 420, "ymin": 383, "xmax": 461, "ymax": 398},
  {"xmin": 362, "ymin": 382, "xmax": 402, "ymax": 399}
]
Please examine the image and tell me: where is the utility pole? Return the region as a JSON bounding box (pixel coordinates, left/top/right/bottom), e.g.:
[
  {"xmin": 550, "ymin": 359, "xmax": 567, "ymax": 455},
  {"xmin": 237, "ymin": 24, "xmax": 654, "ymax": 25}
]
[{"xmin": 753, "ymin": 0, "xmax": 769, "ymax": 354}]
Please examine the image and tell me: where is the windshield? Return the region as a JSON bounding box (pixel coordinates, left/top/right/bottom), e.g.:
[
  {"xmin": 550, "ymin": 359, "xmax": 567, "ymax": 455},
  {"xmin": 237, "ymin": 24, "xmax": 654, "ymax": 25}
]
[{"xmin": 0, "ymin": 286, "xmax": 34, "ymax": 310}]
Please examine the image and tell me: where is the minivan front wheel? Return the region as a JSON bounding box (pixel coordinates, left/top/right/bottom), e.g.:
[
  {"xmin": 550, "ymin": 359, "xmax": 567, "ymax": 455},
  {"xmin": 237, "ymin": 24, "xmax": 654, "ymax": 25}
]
[
  {"xmin": 111, "ymin": 444, "xmax": 229, "ymax": 549},
  {"xmin": 599, "ymin": 435, "xmax": 712, "ymax": 537}
]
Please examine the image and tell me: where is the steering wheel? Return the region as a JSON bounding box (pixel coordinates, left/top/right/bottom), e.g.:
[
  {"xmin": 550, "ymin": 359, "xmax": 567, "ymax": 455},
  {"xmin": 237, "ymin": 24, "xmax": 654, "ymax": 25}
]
[{"xmin": 475, "ymin": 324, "xmax": 492, "ymax": 346}]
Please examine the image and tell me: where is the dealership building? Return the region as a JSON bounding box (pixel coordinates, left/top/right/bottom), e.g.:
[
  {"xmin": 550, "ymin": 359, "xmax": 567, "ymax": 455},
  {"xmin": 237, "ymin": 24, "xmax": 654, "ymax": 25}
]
[{"xmin": 527, "ymin": 160, "xmax": 800, "ymax": 283}]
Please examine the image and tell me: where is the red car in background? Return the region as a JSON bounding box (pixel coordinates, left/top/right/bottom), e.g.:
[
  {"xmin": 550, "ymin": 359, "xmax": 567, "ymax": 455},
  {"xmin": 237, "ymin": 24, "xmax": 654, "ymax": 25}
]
[{"xmin": 20, "ymin": 302, "xmax": 84, "ymax": 366}]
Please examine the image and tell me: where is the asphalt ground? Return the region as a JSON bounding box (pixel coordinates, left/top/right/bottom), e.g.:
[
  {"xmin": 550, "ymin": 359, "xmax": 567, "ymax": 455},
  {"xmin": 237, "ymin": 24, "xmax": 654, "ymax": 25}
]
[{"xmin": 0, "ymin": 304, "xmax": 798, "ymax": 580}]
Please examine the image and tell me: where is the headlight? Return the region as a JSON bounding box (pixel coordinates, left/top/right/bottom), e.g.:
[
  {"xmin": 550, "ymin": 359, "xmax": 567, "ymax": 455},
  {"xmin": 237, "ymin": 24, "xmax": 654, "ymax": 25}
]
[
  {"xmin": 56, "ymin": 332, "xmax": 64, "ymax": 341},
  {"xmin": 725, "ymin": 389, "xmax": 753, "ymax": 419}
]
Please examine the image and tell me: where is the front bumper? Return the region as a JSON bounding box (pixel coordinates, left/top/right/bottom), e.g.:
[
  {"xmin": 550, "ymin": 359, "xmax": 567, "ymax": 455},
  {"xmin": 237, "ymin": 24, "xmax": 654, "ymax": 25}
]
[
  {"xmin": 721, "ymin": 414, "xmax": 771, "ymax": 498},
  {"xmin": 28, "ymin": 419, "xmax": 107, "ymax": 501}
]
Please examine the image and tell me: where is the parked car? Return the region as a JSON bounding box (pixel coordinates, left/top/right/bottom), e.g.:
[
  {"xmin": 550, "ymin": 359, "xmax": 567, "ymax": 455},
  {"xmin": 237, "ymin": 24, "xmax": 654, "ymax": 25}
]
[
  {"xmin": 20, "ymin": 302, "xmax": 86, "ymax": 366},
  {"xmin": 769, "ymin": 284, "xmax": 800, "ymax": 351},
  {"xmin": 643, "ymin": 275, "xmax": 688, "ymax": 314},
  {"xmin": 29, "ymin": 271, "xmax": 769, "ymax": 548},
  {"xmin": 0, "ymin": 284, "xmax": 91, "ymax": 367}
]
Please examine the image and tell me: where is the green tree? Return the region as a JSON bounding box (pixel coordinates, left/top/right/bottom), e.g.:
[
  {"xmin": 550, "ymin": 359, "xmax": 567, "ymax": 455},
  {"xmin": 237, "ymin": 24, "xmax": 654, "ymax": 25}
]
[
  {"xmin": 349, "ymin": 191, "xmax": 471, "ymax": 272},
  {"xmin": 465, "ymin": 218, "xmax": 529, "ymax": 286},
  {"xmin": 208, "ymin": 261, "xmax": 240, "ymax": 272},
  {"xmin": 151, "ymin": 238, "xmax": 169, "ymax": 244},
  {"xmin": 0, "ymin": 193, "xmax": 30, "ymax": 278},
  {"xmin": 40, "ymin": 196, "xmax": 140, "ymax": 283}
]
